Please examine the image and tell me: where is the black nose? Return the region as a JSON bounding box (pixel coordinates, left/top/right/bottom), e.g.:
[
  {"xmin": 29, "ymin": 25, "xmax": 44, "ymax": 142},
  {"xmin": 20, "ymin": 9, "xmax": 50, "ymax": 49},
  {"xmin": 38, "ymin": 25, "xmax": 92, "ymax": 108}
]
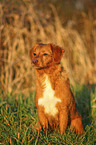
[{"xmin": 32, "ymin": 59, "xmax": 38, "ymax": 64}]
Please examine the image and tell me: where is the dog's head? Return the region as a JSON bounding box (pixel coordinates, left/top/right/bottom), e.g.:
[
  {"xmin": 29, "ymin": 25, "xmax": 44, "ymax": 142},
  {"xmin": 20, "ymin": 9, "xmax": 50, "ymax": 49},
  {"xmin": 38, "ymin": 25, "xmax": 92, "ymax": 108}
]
[{"xmin": 29, "ymin": 43, "xmax": 64, "ymax": 69}]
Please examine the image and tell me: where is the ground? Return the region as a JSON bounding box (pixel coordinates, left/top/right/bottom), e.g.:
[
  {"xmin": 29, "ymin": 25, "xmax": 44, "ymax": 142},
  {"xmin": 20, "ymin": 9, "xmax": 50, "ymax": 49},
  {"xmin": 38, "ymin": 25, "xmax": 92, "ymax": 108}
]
[{"xmin": 0, "ymin": 85, "xmax": 96, "ymax": 145}]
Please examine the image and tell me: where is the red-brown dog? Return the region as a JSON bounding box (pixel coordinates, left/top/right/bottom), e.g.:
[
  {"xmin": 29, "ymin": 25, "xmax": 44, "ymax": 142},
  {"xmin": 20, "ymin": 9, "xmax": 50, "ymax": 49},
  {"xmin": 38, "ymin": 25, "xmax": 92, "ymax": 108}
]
[{"xmin": 30, "ymin": 43, "xmax": 84, "ymax": 134}]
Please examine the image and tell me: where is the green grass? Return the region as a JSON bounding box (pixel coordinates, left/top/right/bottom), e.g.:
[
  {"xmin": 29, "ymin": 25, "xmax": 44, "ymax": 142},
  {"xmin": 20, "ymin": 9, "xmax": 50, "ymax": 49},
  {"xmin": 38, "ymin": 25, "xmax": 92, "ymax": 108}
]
[{"xmin": 0, "ymin": 85, "xmax": 96, "ymax": 145}]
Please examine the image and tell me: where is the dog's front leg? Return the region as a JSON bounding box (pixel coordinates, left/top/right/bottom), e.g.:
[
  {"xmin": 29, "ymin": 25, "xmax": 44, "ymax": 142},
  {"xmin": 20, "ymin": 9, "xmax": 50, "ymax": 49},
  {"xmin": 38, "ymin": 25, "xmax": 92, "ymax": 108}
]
[
  {"xmin": 38, "ymin": 107, "xmax": 48, "ymax": 132},
  {"xmin": 59, "ymin": 108, "xmax": 68, "ymax": 134}
]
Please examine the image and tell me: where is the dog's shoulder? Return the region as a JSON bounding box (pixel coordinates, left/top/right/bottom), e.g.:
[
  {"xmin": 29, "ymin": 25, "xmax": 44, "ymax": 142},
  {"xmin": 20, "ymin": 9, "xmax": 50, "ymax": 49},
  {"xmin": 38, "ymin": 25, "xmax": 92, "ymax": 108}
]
[{"xmin": 60, "ymin": 66, "xmax": 69, "ymax": 84}]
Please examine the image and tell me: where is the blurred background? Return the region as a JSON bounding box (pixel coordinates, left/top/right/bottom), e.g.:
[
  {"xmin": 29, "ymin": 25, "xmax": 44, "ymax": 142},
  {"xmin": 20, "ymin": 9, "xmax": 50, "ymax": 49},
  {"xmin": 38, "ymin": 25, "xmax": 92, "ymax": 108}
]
[{"xmin": 0, "ymin": 0, "xmax": 96, "ymax": 95}]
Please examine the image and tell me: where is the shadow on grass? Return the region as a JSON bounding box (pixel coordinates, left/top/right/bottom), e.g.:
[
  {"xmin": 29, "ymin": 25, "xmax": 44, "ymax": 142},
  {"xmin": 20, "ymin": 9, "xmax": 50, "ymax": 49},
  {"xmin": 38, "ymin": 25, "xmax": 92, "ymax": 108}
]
[{"xmin": 74, "ymin": 84, "xmax": 96, "ymax": 128}]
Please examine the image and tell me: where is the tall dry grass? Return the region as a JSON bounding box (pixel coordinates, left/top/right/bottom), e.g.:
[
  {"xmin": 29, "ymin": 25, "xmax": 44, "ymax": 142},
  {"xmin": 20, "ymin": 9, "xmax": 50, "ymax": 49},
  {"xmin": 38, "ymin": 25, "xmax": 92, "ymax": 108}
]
[{"xmin": 0, "ymin": 2, "xmax": 96, "ymax": 94}]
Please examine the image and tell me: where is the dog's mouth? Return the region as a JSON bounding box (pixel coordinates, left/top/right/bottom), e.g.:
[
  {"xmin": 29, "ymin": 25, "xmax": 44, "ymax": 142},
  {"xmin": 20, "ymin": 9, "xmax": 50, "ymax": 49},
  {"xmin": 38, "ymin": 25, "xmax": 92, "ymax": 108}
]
[
  {"xmin": 33, "ymin": 65, "xmax": 49, "ymax": 70},
  {"xmin": 32, "ymin": 61, "xmax": 50, "ymax": 70},
  {"xmin": 37, "ymin": 66, "xmax": 49, "ymax": 70},
  {"xmin": 32, "ymin": 60, "xmax": 45, "ymax": 69}
]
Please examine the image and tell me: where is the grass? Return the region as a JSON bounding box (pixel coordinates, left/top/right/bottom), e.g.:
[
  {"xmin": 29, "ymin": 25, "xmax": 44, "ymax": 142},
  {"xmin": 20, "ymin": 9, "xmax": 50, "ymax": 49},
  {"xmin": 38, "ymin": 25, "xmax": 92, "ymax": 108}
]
[{"xmin": 0, "ymin": 85, "xmax": 96, "ymax": 145}]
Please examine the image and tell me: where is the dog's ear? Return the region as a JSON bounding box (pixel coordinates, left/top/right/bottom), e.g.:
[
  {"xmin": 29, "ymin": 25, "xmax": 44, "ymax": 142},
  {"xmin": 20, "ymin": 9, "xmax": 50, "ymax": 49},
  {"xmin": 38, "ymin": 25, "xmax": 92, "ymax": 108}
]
[{"xmin": 51, "ymin": 44, "xmax": 64, "ymax": 63}]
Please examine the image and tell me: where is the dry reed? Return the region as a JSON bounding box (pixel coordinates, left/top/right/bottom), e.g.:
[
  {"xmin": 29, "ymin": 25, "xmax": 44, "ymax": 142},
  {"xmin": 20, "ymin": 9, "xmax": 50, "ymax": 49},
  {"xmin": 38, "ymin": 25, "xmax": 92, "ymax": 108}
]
[{"xmin": 0, "ymin": 2, "xmax": 96, "ymax": 95}]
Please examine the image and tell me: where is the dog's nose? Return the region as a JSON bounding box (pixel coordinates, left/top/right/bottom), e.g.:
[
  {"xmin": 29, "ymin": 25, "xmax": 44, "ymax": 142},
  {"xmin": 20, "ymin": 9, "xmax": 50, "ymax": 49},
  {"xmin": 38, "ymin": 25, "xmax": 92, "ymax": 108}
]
[{"xmin": 32, "ymin": 59, "xmax": 38, "ymax": 64}]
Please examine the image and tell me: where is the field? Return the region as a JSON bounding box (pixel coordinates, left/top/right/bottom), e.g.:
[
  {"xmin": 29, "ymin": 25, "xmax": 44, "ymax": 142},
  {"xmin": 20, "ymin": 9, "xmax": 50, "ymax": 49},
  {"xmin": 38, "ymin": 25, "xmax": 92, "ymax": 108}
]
[
  {"xmin": 0, "ymin": 85, "xmax": 96, "ymax": 145},
  {"xmin": 0, "ymin": 0, "xmax": 96, "ymax": 144}
]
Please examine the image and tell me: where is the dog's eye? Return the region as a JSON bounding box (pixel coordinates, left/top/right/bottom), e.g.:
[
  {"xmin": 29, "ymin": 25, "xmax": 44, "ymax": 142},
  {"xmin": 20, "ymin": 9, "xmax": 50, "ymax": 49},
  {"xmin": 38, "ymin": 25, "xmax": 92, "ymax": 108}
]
[
  {"xmin": 34, "ymin": 53, "xmax": 36, "ymax": 56},
  {"xmin": 43, "ymin": 53, "xmax": 48, "ymax": 56}
]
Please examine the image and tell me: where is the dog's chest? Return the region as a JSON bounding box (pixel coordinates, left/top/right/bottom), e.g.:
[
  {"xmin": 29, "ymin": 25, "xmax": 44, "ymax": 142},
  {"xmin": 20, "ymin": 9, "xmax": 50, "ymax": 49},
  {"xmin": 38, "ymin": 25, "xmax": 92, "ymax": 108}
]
[{"xmin": 38, "ymin": 75, "xmax": 61, "ymax": 116}]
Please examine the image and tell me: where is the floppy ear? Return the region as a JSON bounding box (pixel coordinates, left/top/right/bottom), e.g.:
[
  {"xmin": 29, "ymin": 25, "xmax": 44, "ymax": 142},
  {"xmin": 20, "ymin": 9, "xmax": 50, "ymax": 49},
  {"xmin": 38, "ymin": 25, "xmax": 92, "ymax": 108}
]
[{"xmin": 51, "ymin": 44, "xmax": 64, "ymax": 63}]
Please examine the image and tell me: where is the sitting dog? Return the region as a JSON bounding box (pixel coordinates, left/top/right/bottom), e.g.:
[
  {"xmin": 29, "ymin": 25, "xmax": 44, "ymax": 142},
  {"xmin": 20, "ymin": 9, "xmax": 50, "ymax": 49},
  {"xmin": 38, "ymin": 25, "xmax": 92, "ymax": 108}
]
[{"xmin": 29, "ymin": 43, "xmax": 84, "ymax": 134}]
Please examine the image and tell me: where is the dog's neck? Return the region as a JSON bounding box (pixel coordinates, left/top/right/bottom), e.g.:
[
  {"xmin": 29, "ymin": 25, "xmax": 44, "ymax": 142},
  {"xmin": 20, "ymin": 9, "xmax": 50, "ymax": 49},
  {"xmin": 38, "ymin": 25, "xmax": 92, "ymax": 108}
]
[{"xmin": 35, "ymin": 64, "xmax": 61, "ymax": 88}]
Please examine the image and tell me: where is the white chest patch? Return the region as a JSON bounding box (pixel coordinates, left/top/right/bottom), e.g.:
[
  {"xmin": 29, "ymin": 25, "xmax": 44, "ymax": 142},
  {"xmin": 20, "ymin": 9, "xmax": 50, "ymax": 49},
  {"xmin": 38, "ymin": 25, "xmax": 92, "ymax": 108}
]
[{"xmin": 38, "ymin": 75, "xmax": 61, "ymax": 116}]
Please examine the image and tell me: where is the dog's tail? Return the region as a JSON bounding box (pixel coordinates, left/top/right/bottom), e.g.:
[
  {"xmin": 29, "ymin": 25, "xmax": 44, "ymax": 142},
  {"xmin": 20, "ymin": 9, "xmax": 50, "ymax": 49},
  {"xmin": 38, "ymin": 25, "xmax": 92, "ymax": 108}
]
[{"xmin": 70, "ymin": 116, "xmax": 85, "ymax": 134}]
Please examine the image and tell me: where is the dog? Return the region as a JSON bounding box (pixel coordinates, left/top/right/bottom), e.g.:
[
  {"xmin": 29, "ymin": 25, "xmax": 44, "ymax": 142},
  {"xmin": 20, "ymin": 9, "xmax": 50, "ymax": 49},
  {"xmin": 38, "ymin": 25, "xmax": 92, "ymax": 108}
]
[{"xmin": 29, "ymin": 43, "xmax": 84, "ymax": 134}]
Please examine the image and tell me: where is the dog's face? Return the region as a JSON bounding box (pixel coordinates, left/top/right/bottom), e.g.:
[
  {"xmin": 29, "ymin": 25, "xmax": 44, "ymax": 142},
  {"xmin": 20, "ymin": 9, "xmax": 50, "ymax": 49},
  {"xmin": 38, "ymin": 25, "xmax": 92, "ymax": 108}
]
[{"xmin": 29, "ymin": 43, "xmax": 64, "ymax": 69}]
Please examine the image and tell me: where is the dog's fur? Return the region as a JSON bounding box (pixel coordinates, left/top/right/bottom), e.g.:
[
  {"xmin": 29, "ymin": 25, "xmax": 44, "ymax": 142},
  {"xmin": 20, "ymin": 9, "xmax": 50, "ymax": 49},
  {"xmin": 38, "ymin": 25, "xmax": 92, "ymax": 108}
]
[{"xmin": 29, "ymin": 43, "xmax": 84, "ymax": 134}]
